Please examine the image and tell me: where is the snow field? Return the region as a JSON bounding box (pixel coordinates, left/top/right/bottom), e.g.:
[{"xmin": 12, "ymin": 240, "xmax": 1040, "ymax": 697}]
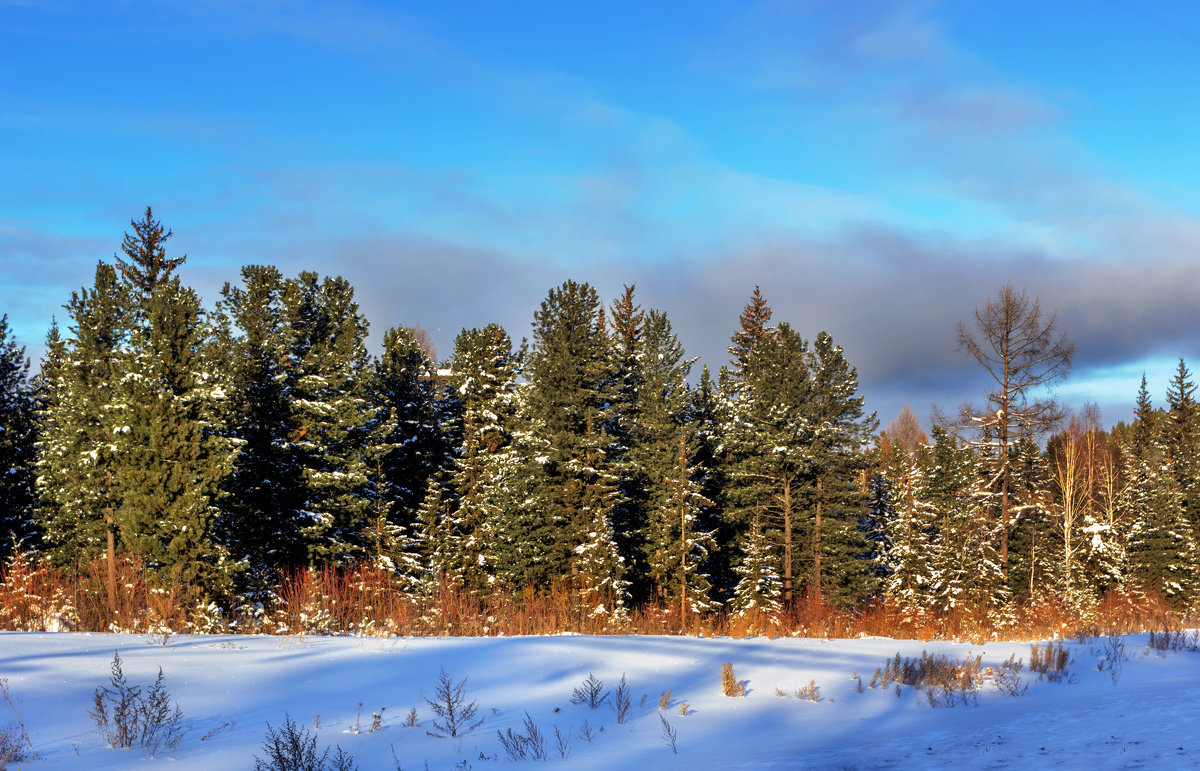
[{"xmin": 0, "ymin": 631, "xmax": 1198, "ymax": 769}]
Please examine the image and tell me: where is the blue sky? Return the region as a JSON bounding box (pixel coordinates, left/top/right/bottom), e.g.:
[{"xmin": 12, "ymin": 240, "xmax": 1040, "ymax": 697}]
[{"xmin": 4, "ymin": 0, "xmax": 1200, "ymax": 430}]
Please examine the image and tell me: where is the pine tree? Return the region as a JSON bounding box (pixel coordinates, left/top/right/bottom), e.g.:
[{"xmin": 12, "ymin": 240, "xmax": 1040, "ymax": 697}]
[
  {"xmin": 114, "ymin": 207, "xmax": 186, "ymax": 304},
  {"xmin": 368, "ymin": 326, "xmax": 454, "ymax": 575},
  {"xmin": 1127, "ymin": 433, "xmax": 1198, "ymax": 604},
  {"xmin": 1164, "ymin": 359, "xmax": 1200, "ymax": 531},
  {"xmin": 727, "ymin": 285, "xmax": 771, "ymax": 384},
  {"xmin": 0, "ymin": 316, "xmax": 37, "ymax": 551},
  {"xmin": 722, "ymin": 321, "xmax": 811, "ymax": 604},
  {"xmin": 96, "ymin": 211, "xmax": 236, "ymax": 589},
  {"xmin": 923, "ymin": 428, "xmax": 1008, "ymax": 616},
  {"xmin": 876, "ymin": 441, "xmax": 936, "ymax": 612}
]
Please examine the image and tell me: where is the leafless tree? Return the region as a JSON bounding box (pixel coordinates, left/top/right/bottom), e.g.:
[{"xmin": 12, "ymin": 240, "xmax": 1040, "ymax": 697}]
[
  {"xmin": 881, "ymin": 403, "xmax": 930, "ymax": 458},
  {"xmin": 947, "ymin": 283, "xmax": 1074, "ymax": 581}
]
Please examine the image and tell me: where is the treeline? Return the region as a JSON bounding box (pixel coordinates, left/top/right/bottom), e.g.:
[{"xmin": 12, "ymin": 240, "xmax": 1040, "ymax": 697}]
[{"xmin": 0, "ymin": 209, "xmax": 1196, "ymax": 628}]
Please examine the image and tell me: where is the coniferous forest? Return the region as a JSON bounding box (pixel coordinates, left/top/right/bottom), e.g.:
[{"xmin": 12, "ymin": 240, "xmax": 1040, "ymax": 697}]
[{"xmin": 0, "ymin": 208, "xmax": 1196, "ymax": 638}]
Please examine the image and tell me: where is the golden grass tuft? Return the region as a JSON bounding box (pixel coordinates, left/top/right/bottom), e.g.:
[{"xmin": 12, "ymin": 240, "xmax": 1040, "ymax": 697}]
[{"xmin": 721, "ymin": 662, "xmax": 745, "ymax": 697}]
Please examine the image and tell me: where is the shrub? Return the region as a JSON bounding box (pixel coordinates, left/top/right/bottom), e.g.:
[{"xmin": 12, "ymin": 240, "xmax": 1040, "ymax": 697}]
[
  {"xmin": 569, "ymin": 673, "xmax": 607, "ymax": 709},
  {"xmin": 253, "ymin": 713, "xmax": 357, "ymax": 771},
  {"xmin": 1029, "ymin": 642, "xmax": 1070, "ymax": 682},
  {"xmin": 612, "ymin": 674, "xmax": 632, "ymax": 725},
  {"xmin": 89, "ymin": 652, "xmax": 185, "ymax": 757},
  {"xmin": 424, "ymin": 669, "xmax": 484, "ymax": 738},
  {"xmin": 496, "ymin": 711, "xmax": 546, "ymax": 761}
]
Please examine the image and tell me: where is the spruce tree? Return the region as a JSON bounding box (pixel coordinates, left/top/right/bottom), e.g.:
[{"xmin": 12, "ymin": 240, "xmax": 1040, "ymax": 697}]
[
  {"xmin": 444, "ymin": 324, "xmax": 522, "ymax": 590},
  {"xmin": 282, "ymin": 272, "xmax": 374, "ymax": 564},
  {"xmin": 1164, "ymin": 359, "xmax": 1200, "ymax": 530},
  {"xmin": 213, "ymin": 265, "xmax": 307, "ymax": 582},
  {"xmin": 1127, "ymin": 433, "xmax": 1198, "ymax": 604},
  {"xmin": 524, "ymin": 280, "xmax": 626, "ymax": 612},
  {"xmin": 876, "ymin": 440, "xmax": 936, "ymax": 612},
  {"xmin": 115, "ymin": 279, "xmax": 234, "ymax": 587},
  {"xmin": 35, "ymin": 264, "xmax": 130, "ymax": 589},
  {"xmin": 105, "ymin": 210, "xmax": 234, "ymax": 589},
  {"xmin": 923, "ymin": 428, "xmax": 1008, "ymax": 616},
  {"xmin": 801, "ymin": 331, "xmax": 878, "ymax": 605},
  {"xmin": 0, "ymin": 316, "xmax": 37, "ymax": 550},
  {"xmin": 729, "ymin": 508, "xmax": 782, "ymax": 618},
  {"xmin": 722, "ymin": 320, "xmax": 811, "ymax": 604}
]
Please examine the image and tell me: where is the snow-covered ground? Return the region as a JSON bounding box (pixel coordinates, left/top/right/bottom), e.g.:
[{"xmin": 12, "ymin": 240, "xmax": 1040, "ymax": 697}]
[{"xmin": 0, "ymin": 630, "xmax": 1196, "ymax": 769}]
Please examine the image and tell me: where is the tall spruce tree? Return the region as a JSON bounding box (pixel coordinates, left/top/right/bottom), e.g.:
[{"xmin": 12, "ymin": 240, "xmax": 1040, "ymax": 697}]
[
  {"xmin": 722, "ymin": 320, "xmax": 812, "ymax": 604},
  {"xmin": 213, "ymin": 265, "xmax": 307, "ymax": 584},
  {"xmin": 35, "ymin": 263, "xmax": 130, "ymax": 612},
  {"xmin": 0, "ymin": 316, "xmax": 38, "ymax": 550},
  {"xmin": 801, "ymin": 331, "xmax": 878, "ymax": 605},
  {"xmin": 1164, "ymin": 359, "xmax": 1200, "ymax": 530},
  {"xmin": 106, "ymin": 210, "xmax": 234, "ymax": 589},
  {"xmin": 282, "ymin": 272, "xmax": 374, "ymax": 564},
  {"xmin": 525, "ymin": 280, "xmax": 627, "ymax": 614},
  {"xmin": 369, "ymin": 326, "xmax": 453, "ymax": 572},
  {"xmin": 115, "ymin": 278, "xmax": 233, "ymax": 587},
  {"xmin": 444, "ymin": 324, "xmax": 522, "ymax": 590}
]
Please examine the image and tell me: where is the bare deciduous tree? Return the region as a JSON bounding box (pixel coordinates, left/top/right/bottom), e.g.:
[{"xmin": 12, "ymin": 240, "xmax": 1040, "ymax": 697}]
[
  {"xmin": 948, "ymin": 283, "xmax": 1074, "ymax": 581},
  {"xmin": 881, "ymin": 403, "xmax": 929, "ymax": 458}
]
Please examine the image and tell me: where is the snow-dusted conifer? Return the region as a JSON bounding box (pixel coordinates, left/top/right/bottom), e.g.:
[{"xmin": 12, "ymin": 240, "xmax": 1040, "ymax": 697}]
[
  {"xmin": 213, "ymin": 265, "xmax": 307, "ymax": 582},
  {"xmin": 729, "ymin": 509, "xmax": 782, "ymax": 618},
  {"xmin": 0, "ymin": 316, "xmax": 38, "ymax": 550},
  {"xmin": 282, "ymin": 273, "xmax": 373, "ymax": 564},
  {"xmin": 35, "ymin": 264, "xmax": 130, "ymax": 566}
]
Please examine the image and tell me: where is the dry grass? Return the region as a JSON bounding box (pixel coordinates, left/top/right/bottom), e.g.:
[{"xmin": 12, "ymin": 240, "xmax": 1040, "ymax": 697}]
[
  {"xmin": 0, "ymin": 552, "xmax": 1194, "ymax": 642},
  {"xmin": 720, "ymin": 662, "xmax": 745, "ymax": 697}
]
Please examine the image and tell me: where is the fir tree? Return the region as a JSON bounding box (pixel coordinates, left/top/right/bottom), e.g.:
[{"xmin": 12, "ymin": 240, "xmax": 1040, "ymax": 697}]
[
  {"xmin": 369, "ymin": 326, "xmax": 454, "ymax": 574},
  {"xmin": 729, "ymin": 508, "xmax": 782, "ymax": 619},
  {"xmin": 722, "ymin": 321, "xmax": 811, "ymax": 603},
  {"xmin": 115, "ymin": 207, "xmax": 186, "ymax": 304},
  {"xmin": 876, "ymin": 441, "xmax": 936, "ymax": 612},
  {"xmin": 1126, "ymin": 433, "xmax": 1198, "ymax": 604},
  {"xmin": 1164, "ymin": 359, "xmax": 1200, "ymax": 531}
]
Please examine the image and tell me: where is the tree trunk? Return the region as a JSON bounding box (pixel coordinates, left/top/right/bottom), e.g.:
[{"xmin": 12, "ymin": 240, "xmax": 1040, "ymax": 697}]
[{"xmin": 105, "ymin": 469, "xmax": 116, "ymax": 618}]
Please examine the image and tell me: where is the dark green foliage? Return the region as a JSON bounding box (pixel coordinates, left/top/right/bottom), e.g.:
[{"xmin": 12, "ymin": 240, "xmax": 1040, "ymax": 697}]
[
  {"xmin": 35, "ymin": 264, "xmax": 130, "ymax": 564},
  {"xmin": 115, "ymin": 278, "xmax": 233, "ymax": 588},
  {"xmin": 214, "ymin": 266, "xmax": 308, "ymax": 581},
  {"xmin": 114, "ymin": 207, "xmax": 185, "ymax": 304},
  {"xmin": 282, "ymin": 273, "xmax": 374, "ymax": 565},
  {"xmin": 368, "ymin": 326, "xmax": 453, "ymax": 574},
  {"xmin": 443, "ymin": 324, "xmax": 522, "ymax": 588},
  {"xmin": 0, "ymin": 316, "xmax": 37, "ymax": 550},
  {"xmin": 523, "ymin": 281, "xmax": 627, "ymax": 612}
]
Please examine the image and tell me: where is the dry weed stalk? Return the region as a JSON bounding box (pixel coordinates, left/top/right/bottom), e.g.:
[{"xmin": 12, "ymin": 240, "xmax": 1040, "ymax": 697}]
[{"xmin": 721, "ymin": 663, "xmax": 745, "ymax": 697}]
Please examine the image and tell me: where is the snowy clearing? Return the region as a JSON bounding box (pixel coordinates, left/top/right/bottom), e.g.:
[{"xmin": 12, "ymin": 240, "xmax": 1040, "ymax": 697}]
[{"xmin": 0, "ymin": 631, "xmax": 1197, "ymax": 769}]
